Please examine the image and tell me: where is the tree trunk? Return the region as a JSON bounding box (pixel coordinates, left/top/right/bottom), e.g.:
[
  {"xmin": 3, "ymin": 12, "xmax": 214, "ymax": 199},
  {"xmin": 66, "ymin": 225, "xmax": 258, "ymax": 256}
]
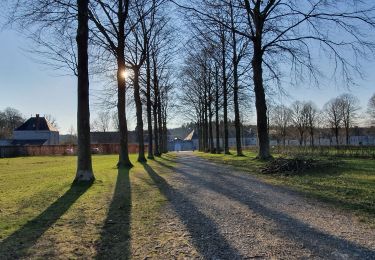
[
  {"xmin": 133, "ymin": 66, "xmax": 146, "ymax": 162},
  {"xmin": 116, "ymin": 0, "xmax": 132, "ymax": 168},
  {"xmin": 215, "ymin": 66, "xmax": 221, "ymax": 154},
  {"xmin": 116, "ymin": 61, "xmax": 132, "ymax": 168},
  {"xmin": 230, "ymin": 1, "xmax": 243, "ymax": 157},
  {"xmin": 75, "ymin": 0, "xmax": 94, "ymax": 182},
  {"xmin": 199, "ymin": 108, "xmax": 204, "ymax": 152},
  {"xmin": 204, "ymin": 97, "xmax": 209, "ymax": 152},
  {"xmin": 162, "ymin": 105, "xmax": 168, "ymax": 153},
  {"xmin": 221, "ymin": 30, "xmax": 230, "ymax": 154},
  {"xmin": 153, "ymin": 102, "xmax": 159, "ymax": 155},
  {"xmin": 335, "ymin": 126, "xmax": 340, "ymax": 146},
  {"xmin": 152, "ymin": 58, "xmax": 160, "ymax": 156},
  {"xmin": 345, "ymin": 126, "xmax": 350, "ymax": 145},
  {"xmin": 233, "ymin": 86, "xmax": 242, "ymax": 156},
  {"xmin": 198, "ymin": 119, "xmax": 202, "ymax": 151},
  {"xmin": 209, "ymin": 99, "xmax": 214, "ymax": 153},
  {"xmin": 233, "ymin": 71, "xmax": 243, "ymax": 156},
  {"xmin": 146, "ymin": 48, "xmax": 154, "ymax": 159},
  {"xmin": 299, "ymin": 130, "xmax": 303, "ymax": 146},
  {"xmin": 252, "ymin": 41, "xmax": 271, "ymax": 159},
  {"xmin": 157, "ymin": 89, "xmax": 163, "ymax": 154}
]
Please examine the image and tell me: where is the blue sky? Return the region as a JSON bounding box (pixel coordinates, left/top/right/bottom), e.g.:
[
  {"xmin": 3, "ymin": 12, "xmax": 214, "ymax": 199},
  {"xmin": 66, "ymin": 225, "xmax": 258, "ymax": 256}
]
[
  {"xmin": 0, "ymin": 16, "xmax": 374, "ymax": 133},
  {"xmin": 0, "ymin": 28, "xmax": 78, "ymax": 134}
]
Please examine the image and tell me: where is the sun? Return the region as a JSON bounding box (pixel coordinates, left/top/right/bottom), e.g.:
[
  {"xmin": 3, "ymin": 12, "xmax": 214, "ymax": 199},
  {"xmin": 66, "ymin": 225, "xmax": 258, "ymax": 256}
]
[{"xmin": 122, "ymin": 70, "xmax": 128, "ymax": 79}]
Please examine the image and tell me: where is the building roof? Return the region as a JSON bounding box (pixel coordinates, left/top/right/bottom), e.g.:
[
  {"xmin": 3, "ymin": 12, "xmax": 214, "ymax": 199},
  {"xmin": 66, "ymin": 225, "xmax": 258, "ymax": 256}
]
[
  {"xmin": 184, "ymin": 130, "xmax": 198, "ymax": 140},
  {"xmin": 15, "ymin": 115, "xmax": 58, "ymax": 132}
]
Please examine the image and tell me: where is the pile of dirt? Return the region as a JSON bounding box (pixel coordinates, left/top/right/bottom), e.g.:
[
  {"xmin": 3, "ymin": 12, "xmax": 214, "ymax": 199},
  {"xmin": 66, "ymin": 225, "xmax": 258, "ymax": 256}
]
[{"xmin": 260, "ymin": 157, "xmax": 324, "ymax": 175}]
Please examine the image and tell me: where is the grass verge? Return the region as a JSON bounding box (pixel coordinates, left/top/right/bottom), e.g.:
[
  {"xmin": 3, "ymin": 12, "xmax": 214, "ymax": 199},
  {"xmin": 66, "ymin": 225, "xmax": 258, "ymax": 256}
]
[
  {"xmin": 0, "ymin": 155, "xmax": 176, "ymax": 259},
  {"xmin": 195, "ymin": 151, "xmax": 375, "ymax": 226}
]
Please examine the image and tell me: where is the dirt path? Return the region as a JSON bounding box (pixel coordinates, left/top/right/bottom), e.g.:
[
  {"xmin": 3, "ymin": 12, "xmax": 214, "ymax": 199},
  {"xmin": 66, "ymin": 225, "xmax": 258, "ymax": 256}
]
[{"xmin": 145, "ymin": 152, "xmax": 375, "ymax": 259}]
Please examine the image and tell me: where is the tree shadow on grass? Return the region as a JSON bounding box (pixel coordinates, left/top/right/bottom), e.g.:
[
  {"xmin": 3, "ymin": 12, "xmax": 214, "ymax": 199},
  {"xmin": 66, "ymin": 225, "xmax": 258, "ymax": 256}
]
[
  {"xmin": 0, "ymin": 182, "xmax": 92, "ymax": 259},
  {"xmin": 142, "ymin": 163, "xmax": 244, "ymax": 259},
  {"xmin": 95, "ymin": 168, "xmax": 131, "ymax": 260}
]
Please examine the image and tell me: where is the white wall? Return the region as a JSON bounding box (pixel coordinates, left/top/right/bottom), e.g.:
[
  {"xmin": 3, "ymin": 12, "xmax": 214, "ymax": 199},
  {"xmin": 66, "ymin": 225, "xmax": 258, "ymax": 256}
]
[{"xmin": 13, "ymin": 131, "xmax": 60, "ymax": 145}]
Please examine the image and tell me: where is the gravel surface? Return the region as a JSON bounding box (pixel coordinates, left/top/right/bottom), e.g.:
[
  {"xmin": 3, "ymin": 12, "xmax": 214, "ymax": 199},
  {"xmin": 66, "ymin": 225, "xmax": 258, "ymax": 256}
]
[{"xmin": 145, "ymin": 152, "xmax": 375, "ymax": 260}]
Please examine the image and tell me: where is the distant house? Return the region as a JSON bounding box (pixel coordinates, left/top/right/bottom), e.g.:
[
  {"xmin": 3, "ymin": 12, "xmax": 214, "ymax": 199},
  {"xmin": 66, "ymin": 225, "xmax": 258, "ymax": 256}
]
[
  {"xmin": 12, "ymin": 114, "xmax": 59, "ymax": 145},
  {"xmin": 167, "ymin": 130, "xmax": 197, "ymax": 152},
  {"xmin": 184, "ymin": 129, "xmax": 199, "ymax": 149}
]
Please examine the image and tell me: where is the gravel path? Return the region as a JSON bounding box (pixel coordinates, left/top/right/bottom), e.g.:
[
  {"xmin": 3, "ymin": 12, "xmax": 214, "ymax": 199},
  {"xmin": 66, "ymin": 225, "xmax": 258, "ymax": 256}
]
[{"xmin": 146, "ymin": 152, "xmax": 375, "ymax": 260}]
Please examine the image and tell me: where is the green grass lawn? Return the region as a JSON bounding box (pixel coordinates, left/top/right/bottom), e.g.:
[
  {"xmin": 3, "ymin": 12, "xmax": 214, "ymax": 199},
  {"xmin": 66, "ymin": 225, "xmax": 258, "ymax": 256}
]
[
  {"xmin": 0, "ymin": 155, "xmax": 183, "ymax": 259},
  {"xmin": 196, "ymin": 151, "xmax": 375, "ymax": 226}
]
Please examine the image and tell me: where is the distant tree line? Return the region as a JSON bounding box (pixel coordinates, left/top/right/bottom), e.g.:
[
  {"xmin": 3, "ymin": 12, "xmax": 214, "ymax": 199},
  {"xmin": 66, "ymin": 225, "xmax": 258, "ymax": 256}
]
[{"xmin": 268, "ymin": 93, "xmax": 375, "ymax": 146}]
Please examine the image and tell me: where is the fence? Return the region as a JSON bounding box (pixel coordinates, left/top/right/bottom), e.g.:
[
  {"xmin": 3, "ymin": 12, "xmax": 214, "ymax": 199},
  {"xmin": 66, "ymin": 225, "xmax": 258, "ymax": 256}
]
[
  {"xmin": 0, "ymin": 144, "xmax": 148, "ymax": 158},
  {"xmin": 243, "ymin": 145, "xmax": 375, "ymax": 159}
]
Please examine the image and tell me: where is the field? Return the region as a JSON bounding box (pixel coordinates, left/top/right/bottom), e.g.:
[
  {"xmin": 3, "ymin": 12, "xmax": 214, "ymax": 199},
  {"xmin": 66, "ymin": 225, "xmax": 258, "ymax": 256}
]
[
  {"xmin": 0, "ymin": 155, "xmax": 183, "ymax": 259},
  {"xmin": 196, "ymin": 151, "xmax": 375, "ymax": 226}
]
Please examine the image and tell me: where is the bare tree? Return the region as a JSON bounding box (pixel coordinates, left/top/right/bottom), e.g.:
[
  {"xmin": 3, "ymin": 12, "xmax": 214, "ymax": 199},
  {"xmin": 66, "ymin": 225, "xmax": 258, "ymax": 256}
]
[
  {"xmin": 75, "ymin": 0, "xmax": 95, "ymax": 182},
  {"xmin": 88, "ymin": 0, "xmax": 136, "ymax": 168},
  {"xmin": 228, "ymin": 0, "xmax": 249, "ymax": 156},
  {"xmin": 45, "ymin": 114, "xmax": 59, "ymax": 129},
  {"xmin": 67, "ymin": 125, "xmax": 78, "ymax": 144},
  {"xmin": 291, "ymin": 101, "xmax": 309, "ymax": 146},
  {"xmin": 92, "ymin": 110, "xmax": 111, "ymax": 132},
  {"xmin": 324, "ymin": 98, "xmax": 343, "ymax": 146},
  {"xmin": 0, "ymin": 107, "xmax": 24, "ymax": 138},
  {"xmin": 148, "ymin": 13, "xmax": 178, "ymax": 155},
  {"xmin": 176, "ymin": 0, "xmax": 375, "ymax": 159},
  {"xmin": 304, "ymin": 101, "xmax": 319, "ymax": 146},
  {"xmin": 5, "ymin": 1, "xmax": 80, "ymax": 75},
  {"xmin": 5, "ymin": 0, "xmax": 95, "ymax": 182},
  {"xmin": 220, "ymin": 24, "xmax": 230, "ymax": 154},
  {"xmin": 368, "ymin": 93, "xmax": 375, "ymax": 126},
  {"xmin": 124, "ymin": 0, "xmax": 154, "ymax": 162},
  {"xmin": 270, "ymin": 104, "xmax": 292, "ymax": 146},
  {"xmin": 339, "ymin": 93, "xmax": 360, "ymax": 145},
  {"xmin": 112, "ymin": 111, "xmax": 120, "ymax": 130}
]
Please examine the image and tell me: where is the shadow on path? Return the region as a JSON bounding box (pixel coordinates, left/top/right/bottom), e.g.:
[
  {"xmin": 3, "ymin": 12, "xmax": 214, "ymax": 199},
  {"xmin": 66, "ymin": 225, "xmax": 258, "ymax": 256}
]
[
  {"xmin": 154, "ymin": 156, "xmax": 375, "ymax": 259},
  {"xmin": 0, "ymin": 182, "xmax": 92, "ymax": 259},
  {"xmin": 96, "ymin": 168, "xmax": 131, "ymax": 259},
  {"xmin": 160, "ymin": 156, "xmax": 375, "ymax": 229},
  {"xmin": 142, "ymin": 163, "xmax": 244, "ymax": 259}
]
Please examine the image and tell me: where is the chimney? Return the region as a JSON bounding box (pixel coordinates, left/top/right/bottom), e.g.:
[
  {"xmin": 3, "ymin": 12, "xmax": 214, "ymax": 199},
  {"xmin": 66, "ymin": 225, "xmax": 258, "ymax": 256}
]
[{"xmin": 36, "ymin": 114, "xmax": 40, "ymax": 130}]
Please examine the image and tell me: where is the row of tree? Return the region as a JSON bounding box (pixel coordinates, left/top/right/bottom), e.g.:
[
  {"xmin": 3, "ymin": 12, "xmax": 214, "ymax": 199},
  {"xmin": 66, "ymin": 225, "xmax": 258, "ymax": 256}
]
[
  {"xmin": 177, "ymin": 0, "xmax": 375, "ymax": 158},
  {"xmin": 5, "ymin": 0, "xmax": 175, "ymax": 182}
]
